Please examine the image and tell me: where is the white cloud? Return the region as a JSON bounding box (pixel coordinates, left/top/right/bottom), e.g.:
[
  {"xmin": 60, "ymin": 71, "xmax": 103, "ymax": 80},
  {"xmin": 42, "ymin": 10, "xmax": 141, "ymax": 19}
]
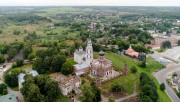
[{"xmin": 0, "ymin": 0, "xmax": 180, "ymax": 6}]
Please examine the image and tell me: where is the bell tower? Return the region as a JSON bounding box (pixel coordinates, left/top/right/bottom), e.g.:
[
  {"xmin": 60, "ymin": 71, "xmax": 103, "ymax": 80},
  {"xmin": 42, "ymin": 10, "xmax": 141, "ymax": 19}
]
[{"xmin": 86, "ymin": 39, "xmax": 93, "ymax": 66}]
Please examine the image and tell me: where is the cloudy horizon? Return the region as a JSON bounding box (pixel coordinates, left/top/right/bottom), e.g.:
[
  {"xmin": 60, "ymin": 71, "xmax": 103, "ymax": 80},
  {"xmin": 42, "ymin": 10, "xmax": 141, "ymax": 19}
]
[{"xmin": 0, "ymin": 0, "xmax": 180, "ymax": 6}]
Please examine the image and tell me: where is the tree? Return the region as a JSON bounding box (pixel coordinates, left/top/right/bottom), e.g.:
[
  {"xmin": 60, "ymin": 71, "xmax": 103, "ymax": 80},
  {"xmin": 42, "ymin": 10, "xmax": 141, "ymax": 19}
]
[
  {"xmin": 4, "ymin": 69, "xmax": 22, "ymax": 87},
  {"xmin": 26, "ymin": 84, "xmax": 43, "ymax": 102},
  {"xmin": 61, "ymin": 59, "xmax": 74, "ymax": 75},
  {"xmin": 91, "ymin": 83, "xmax": 101, "ymax": 102},
  {"xmin": 7, "ymin": 48, "xmax": 17, "ymax": 61},
  {"xmin": 32, "ymin": 58, "xmax": 45, "ymax": 74},
  {"xmin": 44, "ymin": 80, "xmax": 60, "ymax": 101},
  {"xmin": 161, "ymin": 41, "xmax": 171, "ymax": 49},
  {"xmin": 178, "ymin": 40, "xmax": 180, "ymax": 46},
  {"xmin": 16, "ymin": 58, "xmax": 24, "ymax": 67},
  {"xmin": 0, "ymin": 83, "xmax": 7, "ymax": 94},
  {"xmin": 51, "ymin": 54, "xmax": 66, "ymax": 72},
  {"xmin": 172, "ymin": 72, "xmax": 178, "ymax": 77},
  {"xmin": 81, "ymin": 84, "xmax": 95, "ymax": 102},
  {"xmin": 0, "ymin": 30, "xmax": 3, "ymax": 34},
  {"xmin": 111, "ymin": 82, "xmax": 124, "ymax": 92},
  {"xmin": 28, "ymin": 53, "xmax": 35, "ymax": 61},
  {"xmin": 43, "ymin": 56, "xmax": 52, "ymax": 72},
  {"xmin": 139, "ymin": 73, "xmax": 158, "ymax": 102},
  {"xmin": 130, "ymin": 66, "xmax": 137, "ymax": 73},
  {"xmin": 0, "ymin": 54, "xmax": 5, "ymax": 64},
  {"xmin": 108, "ymin": 95, "xmax": 115, "ymax": 102},
  {"xmin": 23, "ymin": 45, "xmax": 32, "ymax": 59},
  {"xmin": 140, "ymin": 60, "xmax": 146, "ymax": 68},
  {"xmin": 160, "ymin": 83, "xmax": 165, "ymax": 91},
  {"xmin": 3, "ymin": 89, "xmax": 8, "ymax": 95}
]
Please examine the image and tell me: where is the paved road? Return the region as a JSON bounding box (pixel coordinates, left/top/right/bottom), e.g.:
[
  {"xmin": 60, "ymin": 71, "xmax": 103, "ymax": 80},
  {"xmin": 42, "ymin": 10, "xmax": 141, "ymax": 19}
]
[{"xmin": 154, "ymin": 64, "xmax": 180, "ymax": 102}]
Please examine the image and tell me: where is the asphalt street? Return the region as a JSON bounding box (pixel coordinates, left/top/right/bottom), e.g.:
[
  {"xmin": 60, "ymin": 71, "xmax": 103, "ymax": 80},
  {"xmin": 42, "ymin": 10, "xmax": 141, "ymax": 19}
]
[{"xmin": 154, "ymin": 64, "xmax": 180, "ymax": 102}]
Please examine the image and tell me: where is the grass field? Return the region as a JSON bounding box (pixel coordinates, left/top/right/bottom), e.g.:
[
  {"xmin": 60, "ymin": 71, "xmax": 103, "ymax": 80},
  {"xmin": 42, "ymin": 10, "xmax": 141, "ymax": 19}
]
[{"xmin": 99, "ymin": 52, "xmax": 171, "ymax": 102}]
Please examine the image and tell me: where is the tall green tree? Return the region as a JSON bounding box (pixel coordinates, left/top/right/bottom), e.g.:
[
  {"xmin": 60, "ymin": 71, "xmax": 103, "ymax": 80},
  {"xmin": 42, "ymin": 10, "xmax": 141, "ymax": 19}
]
[
  {"xmin": 26, "ymin": 84, "xmax": 43, "ymax": 102},
  {"xmin": 23, "ymin": 45, "xmax": 32, "ymax": 59},
  {"xmin": 44, "ymin": 80, "xmax": 60, "ymax": 101},
  {"xmin": 32, "ymin": 58, "xmax": 45, "ymax": 74},
  {"xmin": 51, "ymin": 54, "xmax": 66, "ymax": 72},
  {"xmin": 4, "ymin": 69, "xmax": 22, "ymax": 87},
  {"xmin": 0, "ymin": 54, "xmax": 5, "ymax": 64},
  {"xmin": 61, "ymin": 59, "xmax": 74, "ymax": 75},
  {"xmin": 81, "ymin": 84, "xmax": 95, "ymax": 102}
]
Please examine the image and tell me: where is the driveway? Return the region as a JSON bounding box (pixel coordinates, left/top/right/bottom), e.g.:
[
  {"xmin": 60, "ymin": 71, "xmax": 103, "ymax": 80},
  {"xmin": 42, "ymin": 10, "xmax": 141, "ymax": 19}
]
[{"xmin": 154, "ymin": 64, "xmax": 180, "ymax": 102}]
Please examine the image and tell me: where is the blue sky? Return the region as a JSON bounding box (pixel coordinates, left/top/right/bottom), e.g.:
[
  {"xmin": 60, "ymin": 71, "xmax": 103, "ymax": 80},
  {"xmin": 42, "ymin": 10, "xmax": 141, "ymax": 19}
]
[{"xmin": 0, "ymin": 0, "xmax": 180, "ymax": 6}]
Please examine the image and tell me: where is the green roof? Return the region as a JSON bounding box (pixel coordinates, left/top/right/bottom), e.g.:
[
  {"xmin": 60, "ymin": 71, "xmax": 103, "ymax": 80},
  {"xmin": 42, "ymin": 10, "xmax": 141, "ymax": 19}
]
[
  {"xmin": 0, "ymin": 94, "xmax": 17, "ymax": 102},
  {"xmin": 99, "ymin": 50, "xmax": 105, "ymax": 56}
]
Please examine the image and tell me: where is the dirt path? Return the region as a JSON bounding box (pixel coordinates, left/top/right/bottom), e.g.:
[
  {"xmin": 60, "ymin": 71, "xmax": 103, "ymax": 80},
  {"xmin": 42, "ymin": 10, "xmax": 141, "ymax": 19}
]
[{"xmin": 101, "ymin": 81, "xmax": 137, "ymax": 102}]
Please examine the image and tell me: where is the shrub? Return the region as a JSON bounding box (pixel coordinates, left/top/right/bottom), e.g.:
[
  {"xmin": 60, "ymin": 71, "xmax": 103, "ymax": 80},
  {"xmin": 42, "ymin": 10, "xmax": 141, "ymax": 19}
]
[
  {"xmin": 130, "ymin": 66, "xmax": 137, "ymax": 73},
  {"xmin": 16, "ymin": 58, "xmax": 24, "ymax": 67},
  {"xmin": 108, "ymin": 95, "xmax": 115, "ymax": 102},
  {"xmin": 0, "ymin": 54, "xmax": 5, "ymax": 64},
  {"xmin": 3, "ymin": 89, "xmax": 8, "ymax": 95},
  {"xmin": 0, "ymin": 83, "xmax": 7, "ymax": 94},
  {"xmin": 28, "ymin": 53, "xmax": 35, "ymax": 61},
  {"xmin": 81, "ymin": 79, "xmax": 86, "ymax": 85},
  {"xmin": 111, "ymin": 82, "xmax": 124, "ymax": 92},
  {"xmin": 12, "ymin": 64, "xmax": 17, "ymax": 68},
  {"xmin": 160, "ymin": 83, "xmax": 165, "ymax": 91}
]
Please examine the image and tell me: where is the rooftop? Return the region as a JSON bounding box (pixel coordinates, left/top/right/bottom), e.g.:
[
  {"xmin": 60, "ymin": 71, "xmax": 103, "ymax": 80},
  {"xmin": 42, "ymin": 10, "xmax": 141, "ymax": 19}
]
[{"xmin": 0, "ymin": 94, "xmax": 17, "ymax": 102}]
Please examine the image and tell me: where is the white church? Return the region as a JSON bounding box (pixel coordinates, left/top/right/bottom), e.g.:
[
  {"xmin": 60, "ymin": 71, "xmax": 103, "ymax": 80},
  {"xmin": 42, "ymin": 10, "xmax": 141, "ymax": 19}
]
[{"xmin": 73, "ymin": 39, "xmax": 93, "ymax": 76}]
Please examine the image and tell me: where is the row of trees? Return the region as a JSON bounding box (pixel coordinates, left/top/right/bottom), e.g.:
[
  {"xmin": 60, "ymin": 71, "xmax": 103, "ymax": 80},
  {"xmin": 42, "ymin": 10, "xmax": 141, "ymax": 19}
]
[
  {"xmin": 21, "ymin": 75, "xmax": 60, "ymax": 102},
  {"xmin": 139, "ymin": 73, "xmax": 158, "ymax": 102}
]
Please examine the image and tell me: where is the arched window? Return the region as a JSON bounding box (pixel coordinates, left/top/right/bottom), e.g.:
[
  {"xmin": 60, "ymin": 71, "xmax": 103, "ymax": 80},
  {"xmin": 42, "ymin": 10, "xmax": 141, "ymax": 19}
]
[{"xmin": 93, "ymin": 70, "xmax": 96, "ymax": 75}]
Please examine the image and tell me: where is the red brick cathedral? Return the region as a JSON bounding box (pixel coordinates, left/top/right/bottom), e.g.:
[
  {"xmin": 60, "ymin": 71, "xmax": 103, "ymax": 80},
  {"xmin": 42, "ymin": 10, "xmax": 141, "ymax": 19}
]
[{"xmin": 91, "ymin": 51, "xmax": 113, "ymax": 78}]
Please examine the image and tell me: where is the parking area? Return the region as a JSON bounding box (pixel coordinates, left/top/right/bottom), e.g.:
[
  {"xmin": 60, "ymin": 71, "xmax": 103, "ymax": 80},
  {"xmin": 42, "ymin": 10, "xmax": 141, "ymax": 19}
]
[
  {"xmin": 161, "ymin": 46, "xmax": 180, "ymax": 61},
  {"xmin": 151, "ymin": 46, "xmax": 180, "ymax": 66}
]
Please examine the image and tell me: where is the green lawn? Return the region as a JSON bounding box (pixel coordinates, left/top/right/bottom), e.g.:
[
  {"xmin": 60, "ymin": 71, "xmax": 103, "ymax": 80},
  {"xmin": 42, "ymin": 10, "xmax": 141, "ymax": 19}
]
[
  {"xmin": 12, "ymin": 64, "xmax": 33, "ymax": 73},
  {"xmin": 32, "ymin": 46, "xmax": 47, "ymax": 55},
  {"xmin": 100, "ymin": 52, "xmax": 171, "ymax": 102}
]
